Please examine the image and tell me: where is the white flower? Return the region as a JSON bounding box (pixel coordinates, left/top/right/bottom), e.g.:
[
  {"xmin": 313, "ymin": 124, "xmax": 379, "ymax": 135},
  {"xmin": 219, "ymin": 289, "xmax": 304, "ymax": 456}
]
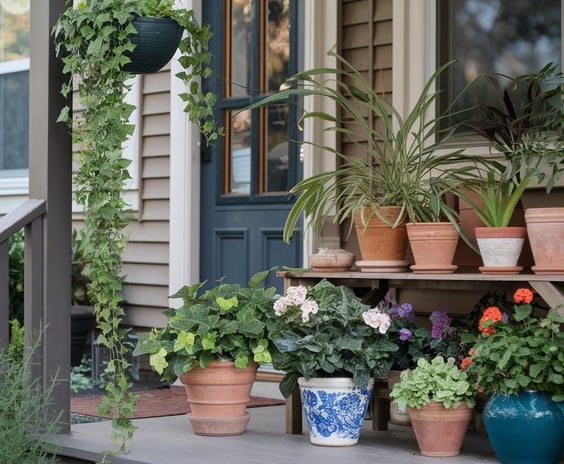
[
  {"xmin": 273, "ymin": 297, "xmax": 288, "ymax": 316},
  {"xmin": 362, "ymin": 308, "xmax": 391, "ymax": 334},
  {"xmin": 284, "ymin": 285, "xmax": 308, "ymax": 306},
  {"xmin": 300, "ymin": 299, "xmax": 319, "ymax": 323}
]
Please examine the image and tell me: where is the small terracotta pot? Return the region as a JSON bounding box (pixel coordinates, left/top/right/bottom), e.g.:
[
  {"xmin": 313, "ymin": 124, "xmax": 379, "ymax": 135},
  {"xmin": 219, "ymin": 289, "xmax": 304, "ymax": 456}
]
[
  {"xmin": 354, "ymin": 207, "xmax": 409, "ymax": 271},
  {"xmin": 525, "ymin": 207, "xmax": 564, "ymax": 274},
  {"xmin": 406, "ymin": 222, "xmax": 459, "ymax": 274},
  {"xmin": 408, "ymin": 402, "xmax": 473, "ymax": 457}
]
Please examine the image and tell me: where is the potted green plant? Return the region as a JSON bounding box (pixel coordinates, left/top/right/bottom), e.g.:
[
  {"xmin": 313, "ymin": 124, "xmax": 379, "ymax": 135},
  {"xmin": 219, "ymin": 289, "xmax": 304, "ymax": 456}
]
[
  {"xmin": 390, "ymin": 356, "xmax": 475, "ymax": 457},
  {"xmin": 464, "ymin": 287, "xmax": 564, "ymax": 464},
  {"xmin": 134, "ymin": 269, "xmax": 277, "ymax": 436},
  {"xmin": 381, "ymin": 293, "xmax": 475, "ymax": 425},
  {"xmin": 452, "ymin": 169, "xmax": 529, "ymax": 274},
  {"xmin": 248, "ymin": 49, "xmax": 486, "ymax": 271},
  {"xmin": 460, "ymin": 64, "xmax": 564, "ymax": 274},
  {"xmin": 53, "ymin": 0, "xmax": 221, "ymax": 450},
  {"xmin": 264, "ymin": 279, "xmax": 398, "ymax": 445}
]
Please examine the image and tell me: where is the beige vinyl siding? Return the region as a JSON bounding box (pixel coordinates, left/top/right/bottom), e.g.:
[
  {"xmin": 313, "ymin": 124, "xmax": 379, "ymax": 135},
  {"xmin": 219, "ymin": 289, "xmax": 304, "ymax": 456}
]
[{"xmin": 122, "ymin": 67, "xmax": 172, "ymax": 328}]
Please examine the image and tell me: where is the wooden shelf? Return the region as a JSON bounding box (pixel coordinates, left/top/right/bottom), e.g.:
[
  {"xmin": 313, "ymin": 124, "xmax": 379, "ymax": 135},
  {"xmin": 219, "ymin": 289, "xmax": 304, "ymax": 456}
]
[{"xmin": 278, "ymin": 270, "xmax": 564, "ymax": 434}]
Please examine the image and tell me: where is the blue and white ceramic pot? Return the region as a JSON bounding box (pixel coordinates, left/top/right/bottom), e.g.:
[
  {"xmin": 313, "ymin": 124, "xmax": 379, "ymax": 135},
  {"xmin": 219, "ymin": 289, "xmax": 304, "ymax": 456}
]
[
  {"xmin": 298, "ymin": 377, "xmax": 374, "ymax": 446},
  {"xmin": 483, "ymin": 390, "xmax": 564, "ymax": 464}
]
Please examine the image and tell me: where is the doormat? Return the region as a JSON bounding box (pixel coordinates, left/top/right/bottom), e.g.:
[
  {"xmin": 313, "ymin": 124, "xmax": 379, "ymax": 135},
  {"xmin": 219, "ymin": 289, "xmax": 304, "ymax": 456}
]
[{"xmin": 71, "ymin": 386, "xmax": 285, "ymax": 420}]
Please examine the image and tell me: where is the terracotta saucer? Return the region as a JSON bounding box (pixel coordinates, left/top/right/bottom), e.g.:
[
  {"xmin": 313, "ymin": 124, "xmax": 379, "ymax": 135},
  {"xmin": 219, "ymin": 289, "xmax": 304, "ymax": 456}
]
[
  {"xmin": 355, "ymin": 260, "xmax": 410, "ymax": 273},
  {"xmin": 478, "ymin": 266, "xmax": 523, "ymax": 275},
  {"xmin": 531, "ymin": 266, "xmax": 564, "ymax": 275},
  {"xmin": 410, "ymin": 264, "xmax": 458, "ymax": 274}
]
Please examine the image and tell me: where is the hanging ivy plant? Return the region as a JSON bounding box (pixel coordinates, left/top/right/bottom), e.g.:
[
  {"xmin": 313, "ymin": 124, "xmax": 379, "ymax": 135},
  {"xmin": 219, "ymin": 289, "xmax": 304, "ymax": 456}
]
[{"xmin": 53, "ymin": 0, "xmax": 221, "ymax": 455}]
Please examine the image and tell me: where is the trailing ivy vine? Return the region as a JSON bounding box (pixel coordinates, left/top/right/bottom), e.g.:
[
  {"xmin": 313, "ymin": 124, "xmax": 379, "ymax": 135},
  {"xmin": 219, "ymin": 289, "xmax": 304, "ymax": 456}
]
[{"xmin": 53, "ymin": 0, "xmax": 219, "ymax": 454}]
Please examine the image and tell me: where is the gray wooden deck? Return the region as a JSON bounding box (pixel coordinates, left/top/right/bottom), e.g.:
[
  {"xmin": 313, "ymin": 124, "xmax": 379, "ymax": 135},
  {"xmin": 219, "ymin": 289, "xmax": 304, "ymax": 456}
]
[{"xmin": 51, "ymin": 405, "xmax": 511, "ymax": 464}]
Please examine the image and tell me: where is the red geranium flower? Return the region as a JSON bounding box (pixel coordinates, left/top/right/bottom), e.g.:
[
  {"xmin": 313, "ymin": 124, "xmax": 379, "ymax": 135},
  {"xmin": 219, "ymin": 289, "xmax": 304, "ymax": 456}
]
[
  {"xmin": 479, "ymin": 306, "xmax": 503, "ymax": 335},
  {"xmin": 513, "ymin": 288, "xmax": 533, "ymax": 305},
  {"xmin": 460, "ymin": 356, "xmax": 472, "ymax": 371}
]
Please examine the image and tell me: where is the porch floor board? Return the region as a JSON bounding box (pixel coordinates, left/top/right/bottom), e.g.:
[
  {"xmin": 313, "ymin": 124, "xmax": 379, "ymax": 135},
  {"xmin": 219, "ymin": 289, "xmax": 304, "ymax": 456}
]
[{"xmin": 52, "ymin": 405, "xmax": 517, "ymax": 464}]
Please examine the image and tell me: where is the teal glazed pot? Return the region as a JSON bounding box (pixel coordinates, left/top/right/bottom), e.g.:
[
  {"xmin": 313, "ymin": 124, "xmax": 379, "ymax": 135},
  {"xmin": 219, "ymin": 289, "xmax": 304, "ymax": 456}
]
[{"xmin": 483, "ymin": 390, "xmax": 564, "ymax": 464}]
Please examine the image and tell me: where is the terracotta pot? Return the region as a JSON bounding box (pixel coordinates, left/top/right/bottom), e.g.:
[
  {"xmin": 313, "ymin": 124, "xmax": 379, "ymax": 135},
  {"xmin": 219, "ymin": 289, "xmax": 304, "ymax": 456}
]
[
  {"xmin": 408, "ymin": 402, "xmax": 473, "ymax": 457},
  {"xmin": 179, "ymin": 360, "xmax": 258, "ymax": 436},
  {"xmin": 406, "ymin": 222, "xmax": 459, "ymax": 274},
  {"xmin": 354, "ymin": 206, "xmax": 409, "ymax": 272},
  {"xmin": 475, "ymin": 226, "xmax": 527, "ymax": 274},
  {"xmin": 525, "ymin": 207, "xmax": 564, "ymax": 274}
]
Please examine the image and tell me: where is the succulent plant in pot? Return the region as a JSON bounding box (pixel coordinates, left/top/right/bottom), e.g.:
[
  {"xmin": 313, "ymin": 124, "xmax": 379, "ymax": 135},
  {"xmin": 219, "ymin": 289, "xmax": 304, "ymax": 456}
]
[
  {"xmin": 390, "ymin": 356, "xmax": 475, "ymax": 457},
  {"xmin": 134, "ymin": 269, "xmax": 277, "ymax": 436}
]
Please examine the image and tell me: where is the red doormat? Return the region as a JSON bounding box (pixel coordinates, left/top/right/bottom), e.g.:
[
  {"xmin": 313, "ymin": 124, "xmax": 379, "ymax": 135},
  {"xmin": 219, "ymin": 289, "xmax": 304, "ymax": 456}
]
[{"xmin": 71, "ymin": 386, "xmax": 285, "ymax": 419}]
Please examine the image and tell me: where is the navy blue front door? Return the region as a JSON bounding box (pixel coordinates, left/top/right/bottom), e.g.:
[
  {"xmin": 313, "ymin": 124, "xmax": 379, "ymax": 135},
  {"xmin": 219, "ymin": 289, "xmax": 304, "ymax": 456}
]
[{"xmin": 200, "ymin": 0, "xmax": 303, "ymax": 291}]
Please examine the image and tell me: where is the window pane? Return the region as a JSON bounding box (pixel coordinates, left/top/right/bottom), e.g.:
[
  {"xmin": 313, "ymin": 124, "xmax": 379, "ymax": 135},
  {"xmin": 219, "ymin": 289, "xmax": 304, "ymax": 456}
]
[
  {"xmin": 228, "ymin": 109, "xmax": 251, "ymax": 194},
  {"xmin": 229, "ymin": 0, "xmax": 251, "ymax": 98},
  {"xmin": 266, "ymin": 0, "xmax": 290, "ymax": 91},
  {"xmin": 0, "ymin": 0, "xmax": 30, "ymax": 172},
  {"xmin": 438, "ymin": 0, "xmax": 561, "ymax": 125},
  {"xmin": 0, "ymin": 69, "xmax": 28, "ymax": 170},
  {"xmin": 265, "ymin": 103, "xmax": 289, "ymax": 192}
]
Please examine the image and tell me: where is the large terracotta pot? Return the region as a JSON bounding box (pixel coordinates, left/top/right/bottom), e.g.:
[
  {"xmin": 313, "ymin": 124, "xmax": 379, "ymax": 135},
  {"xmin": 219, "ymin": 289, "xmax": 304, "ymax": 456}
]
[
  {"xmin": 407, "ymin": 402, "xmax": 473, "ymax": 457},
  {"xmin": 179, "ymin": 360, "xmax": 258, "ymax": 436},
  {"xmin": 406, "ymin": 222, "xmax": 459, "ymax": 274},
  {"xmin": 475, "ymin": 226, "xmax": 527, "ymax": 275},
  {"xmin": 524, "ymin": 207, "xmax": 564, "ymax": 274},
  {"xmin": 354, "ymin": 206, "xmax": 409, "ymax": 272}
]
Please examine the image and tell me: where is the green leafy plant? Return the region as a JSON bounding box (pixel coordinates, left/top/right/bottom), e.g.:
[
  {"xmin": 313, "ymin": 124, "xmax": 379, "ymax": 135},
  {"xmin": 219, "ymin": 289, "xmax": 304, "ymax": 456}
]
[
  {"xmin": 264, "ymin": 279, "xmax": 398, "ymax": 398},
  {"xmin": 248, "ymin": 49, "xmax": 487, "ymax": 242},
  {"xmin": 465, "ymin": 287, "xmax": 564, "ymax": 401},
  {"xmin": 0, "ymin": 335, "xmax": 62, "ymax": 463},
  {"xmin": 452, "ymin": 169, "xmax": 529, "ymax": 228},
  {"xmin": 134, "ymin": 270, "xmax": 277, "ymax": 383},
  {"xmin": 390, "ymin": 356, "xmax": 476, "ymax": 410},
  {"xmin": 462, "ymin": 63, "xmax": 564, "ymax": 203},
  {"xmin": 8, "ymin": 229, "xmax": 24, "ymax": 324},
  {"xmin": 53, "ymin": 0, "xmax": 221, "ymax": 452}
]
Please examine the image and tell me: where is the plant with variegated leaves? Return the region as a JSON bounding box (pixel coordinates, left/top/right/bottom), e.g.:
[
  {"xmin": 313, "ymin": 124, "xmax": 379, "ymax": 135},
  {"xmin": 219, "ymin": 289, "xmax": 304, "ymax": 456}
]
[{"xmin": 134, "ymin": 270, "xmax": 278, "ymax": 383}]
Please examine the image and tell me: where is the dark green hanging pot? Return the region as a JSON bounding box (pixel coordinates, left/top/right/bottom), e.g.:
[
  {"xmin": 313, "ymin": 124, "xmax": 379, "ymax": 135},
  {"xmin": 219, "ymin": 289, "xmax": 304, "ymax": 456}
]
[{"xmin": 124, "ymin": 16, "xmax": 183, "ymax": 74}]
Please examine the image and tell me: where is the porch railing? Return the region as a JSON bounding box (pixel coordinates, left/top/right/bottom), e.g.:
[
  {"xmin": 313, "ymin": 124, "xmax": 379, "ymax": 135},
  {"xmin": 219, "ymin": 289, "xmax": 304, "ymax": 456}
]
[{"xmin": 0, "ymin": 199, "xmax": 68, "ymax": 425}]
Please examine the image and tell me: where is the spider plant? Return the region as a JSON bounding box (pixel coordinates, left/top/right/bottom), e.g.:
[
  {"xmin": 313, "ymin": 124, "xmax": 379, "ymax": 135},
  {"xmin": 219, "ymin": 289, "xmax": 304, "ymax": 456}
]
[{"xmin": 248, "ymin": 49, "xmax": 487, "ymax": 243}]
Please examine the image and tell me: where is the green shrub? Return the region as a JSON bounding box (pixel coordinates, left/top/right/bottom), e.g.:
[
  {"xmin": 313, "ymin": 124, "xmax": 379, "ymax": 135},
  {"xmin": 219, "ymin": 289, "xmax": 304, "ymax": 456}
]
[{"xmin": 0, "ymin": 338, "xmax": 61, "ymax": 463}]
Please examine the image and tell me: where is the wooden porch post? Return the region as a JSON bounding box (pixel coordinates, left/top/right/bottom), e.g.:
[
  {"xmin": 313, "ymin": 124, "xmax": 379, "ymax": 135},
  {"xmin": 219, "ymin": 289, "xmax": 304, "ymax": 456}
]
[{"xmin": 29, "ymin": 0, "xmax": 72, "ymax": 432}]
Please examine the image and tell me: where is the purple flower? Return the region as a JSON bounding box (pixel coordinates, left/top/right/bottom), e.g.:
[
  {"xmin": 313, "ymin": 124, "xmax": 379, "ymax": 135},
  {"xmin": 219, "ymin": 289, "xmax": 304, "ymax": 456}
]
[
  {"xmin": 430, "ymin": 310, "xmax": 450, "ymax": 340},
  {"xmin": 399, "ymin": 328, "xmax": 412, "ymax": 341},
  {"xmin": 390, "ymin": 302, "xmax": 414, "ymax": 321}
]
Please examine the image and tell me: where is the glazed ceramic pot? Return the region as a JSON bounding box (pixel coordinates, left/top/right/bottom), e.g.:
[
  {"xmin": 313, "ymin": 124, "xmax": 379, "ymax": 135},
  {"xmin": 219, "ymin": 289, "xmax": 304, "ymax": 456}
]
[
  {"xmin": 298, "ymin": 377, "xmax": 374, "ymax": 446},
  {"xmin": 483, "ymin": 390, "xmax": 564, "ymax": 464}
]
